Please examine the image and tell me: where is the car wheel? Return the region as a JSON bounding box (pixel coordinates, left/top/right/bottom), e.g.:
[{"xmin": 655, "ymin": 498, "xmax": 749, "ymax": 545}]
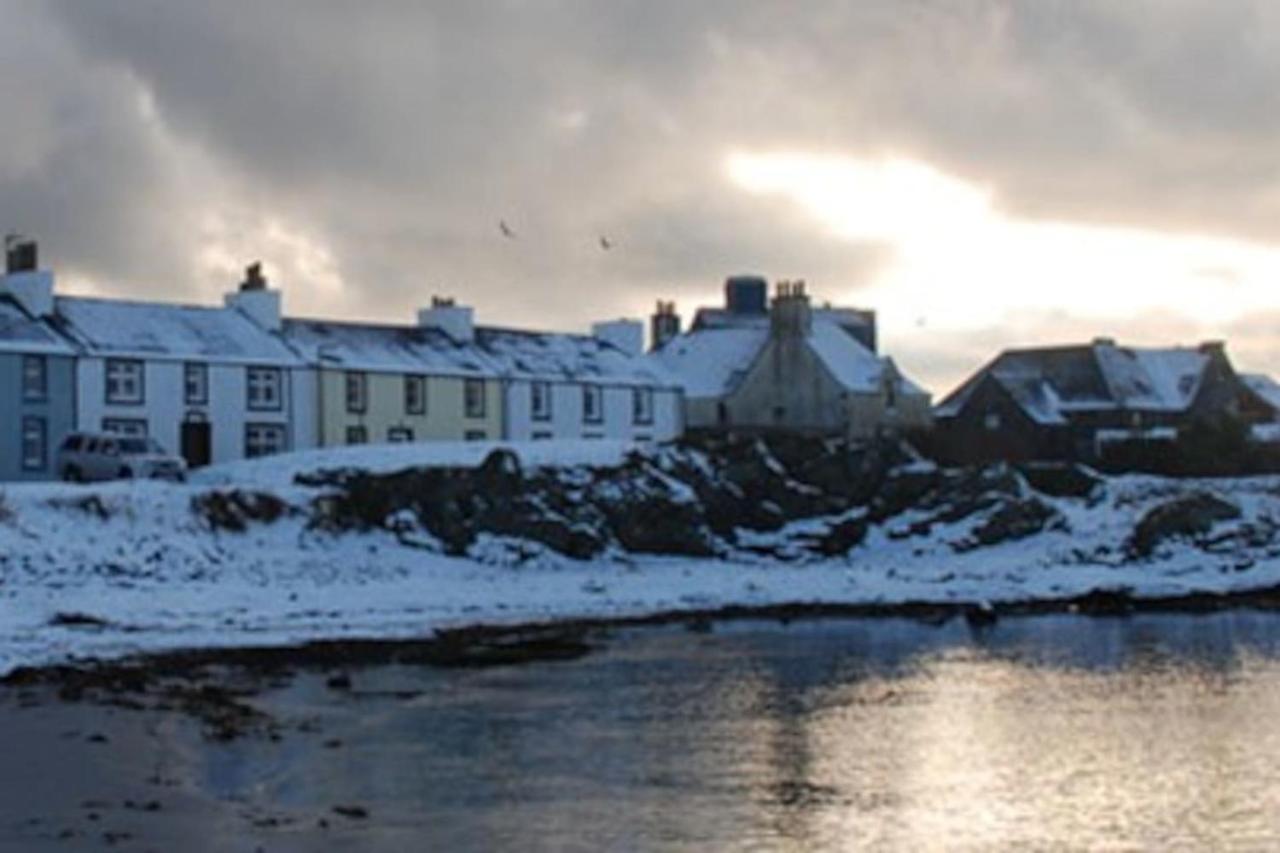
[{"xmin": 119, "ymin": 467, "xmax": 133, "ymax": 479}]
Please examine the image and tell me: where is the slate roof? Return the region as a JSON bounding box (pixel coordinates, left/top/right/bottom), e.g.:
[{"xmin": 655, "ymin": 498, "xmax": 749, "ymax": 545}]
[
  {"xmin": 283, "ymin": 319, "xmax": 681, "ymax": 388},
  {"xmin": 54, "ymin": 297, "xmax": 302, "ymax": 365},
  {"xmin": 0, "ymin": 297, "xmax": 74, "ymax": 355},
  {"xmin": 653, "ymin": 317, "xmax": 925, "ymax": 399},
  {"xmin": 936, "ymin": 341, "xmax": 1216, "ymax": 422}
]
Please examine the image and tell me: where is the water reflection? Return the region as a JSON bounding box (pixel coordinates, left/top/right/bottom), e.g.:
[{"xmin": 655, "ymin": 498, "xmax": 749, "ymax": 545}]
[{"xmin": 204, "ymin": 612, "xmax": 1280, "ymax": 850}]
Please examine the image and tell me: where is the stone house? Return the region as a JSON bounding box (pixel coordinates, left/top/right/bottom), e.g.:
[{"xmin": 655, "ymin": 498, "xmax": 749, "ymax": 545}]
[{"xmin": 651, "ymin": 277, "xmax": 931, "ymax": 439}]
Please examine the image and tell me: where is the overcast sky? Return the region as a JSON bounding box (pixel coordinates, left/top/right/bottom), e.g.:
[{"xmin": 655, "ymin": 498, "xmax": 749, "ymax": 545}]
[{"xmin": 5, "ymin": 0, "xmax": 1280, "ymax": 394}]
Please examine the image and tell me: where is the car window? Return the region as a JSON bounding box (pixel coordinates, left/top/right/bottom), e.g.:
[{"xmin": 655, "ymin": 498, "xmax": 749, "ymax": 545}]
[
  {"xmin": 61, "ymin": 435, "xmax": 82, "ymax": 451},
  {"xmin": 101, "ymin": 440, "xmax": 118, "ymax": 455},
  {"xmin": 119, "ymin": 438, "xmax": 150, "ymax": 454},
  {"xmin": 85, "ymin": 439, "xmax": 99, "ymax": 453}
]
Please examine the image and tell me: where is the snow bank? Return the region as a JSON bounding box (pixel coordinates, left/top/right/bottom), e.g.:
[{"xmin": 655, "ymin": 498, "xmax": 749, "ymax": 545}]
[{"xmin": 5, "ymin": 446, "xmax": 1280, "ymax": 676}]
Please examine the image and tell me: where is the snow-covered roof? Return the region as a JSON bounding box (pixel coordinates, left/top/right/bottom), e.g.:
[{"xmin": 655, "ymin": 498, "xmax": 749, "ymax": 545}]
[
  {"xmin": 653, "ymin": 317, "xmax": 924, "ymax": 400},
  {"xmin": 55, "ymin": 296, "xmax": 302, "ymax": 365},
  {"xmin": 650, "ymin": 325, "xmax": 769, "ymax": 398},
  {"xmin": 283, "ymin": 319, "xmax": 680, "ymax": 388},
  {"xmin": 0, "ymin": 297, "xmax": 74, "ymax": 355},
  {"xmin": 283, "ymin": 318, "xmax": 498, "ymax": 377},
  {"xmin": 476, "ymin": 327, "xmax": 679, "ymax": 388},
  {"xmin": 808, "ymin": 319, "xmax": 892, "ymax": 393},
  {"xmin": 937, "ymin": 340, "xmax": 1220, "ymax": 423},
  {"xmin": 1242, "ymin": 373, "xmax": 1280, "ymax": 413}
]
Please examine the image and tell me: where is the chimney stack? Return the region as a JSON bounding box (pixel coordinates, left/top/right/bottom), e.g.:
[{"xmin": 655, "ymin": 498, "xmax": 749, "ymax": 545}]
[
  {"xmin": 0, "ymin": 235, "xmax": 54, "ymax": 317},
  {"xmin": 770, "ymin": 279, "xmax": 812, "ymax": 339},
  {"xmin": 592, "ymin": 319, "xmax": 644, "ymax": 357},
  {"xmin": 418, "ymin": 295, "xmax": 475, "ymax": 344},
  {"xmin": 724, "ymin": 274, "xmax": 768, "ymax": 315},
  {"xmin": 650, "ymin": 300, "xmax": 681, "ymax": 351},
  {"xmin": 224, "ymin": 261, "xmax": 282, "ymax": 331}
]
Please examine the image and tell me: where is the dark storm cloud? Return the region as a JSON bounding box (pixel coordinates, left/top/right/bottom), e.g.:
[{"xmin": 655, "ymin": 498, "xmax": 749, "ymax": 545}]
[{"xmin": 5, "ymin": 0, "xmax": 1280, "ymax": 383}]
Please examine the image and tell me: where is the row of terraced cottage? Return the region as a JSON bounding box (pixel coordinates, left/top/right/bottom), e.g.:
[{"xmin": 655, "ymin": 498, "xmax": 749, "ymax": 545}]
[
  {"xmin": 7, "ymin": 237, "xmax": 1279, "ymax": 482},
  {"xmin": 0, "ymin": 242, "xmax": 936, "ymax": 480}
]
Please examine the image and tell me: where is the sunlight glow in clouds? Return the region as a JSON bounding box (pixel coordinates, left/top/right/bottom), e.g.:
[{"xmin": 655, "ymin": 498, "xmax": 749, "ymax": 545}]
[{"xmin": 726, "ymin": 150, "xmax": 1280, "ymax": 336}]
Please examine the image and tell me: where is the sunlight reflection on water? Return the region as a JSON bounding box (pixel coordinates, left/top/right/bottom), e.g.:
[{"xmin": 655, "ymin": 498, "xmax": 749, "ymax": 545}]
[{"xmin": 212, "ymin": 613, "xmax": 1280, "ymax": 850}]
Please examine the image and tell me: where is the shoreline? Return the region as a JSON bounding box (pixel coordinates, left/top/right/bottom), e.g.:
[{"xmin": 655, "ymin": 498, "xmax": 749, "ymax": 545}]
[{"xmin": 10, "ymin": 581, "xmax": 1280, "ymax": 687}]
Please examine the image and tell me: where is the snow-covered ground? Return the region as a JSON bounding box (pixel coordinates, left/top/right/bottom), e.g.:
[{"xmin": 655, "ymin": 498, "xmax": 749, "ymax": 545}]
[{"xmin": 3, "ymin": 441, "xmax": 1280, "ymax": 676}]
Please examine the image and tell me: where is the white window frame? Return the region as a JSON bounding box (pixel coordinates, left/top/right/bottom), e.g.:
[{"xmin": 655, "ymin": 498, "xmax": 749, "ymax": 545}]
[
  {"xmin": 21, "ymin": 416, "xmax": 46, "ymax": 471},
  {"xmin": 346, "ymin": 371, "xmax": 368, "ymax": 414},
  {"xmin": 247, "ymin": 366, "xmax": 283, "ymax": 412},
  {"xmin": 185, "ymin": 362, "xmax": 209, "ymax": 405},
  {"xmin": 632, "ymin": 387, "xmax": 654, "ymax": 425},
  {"xmin": 465, "ymin": 379, "xmax": 486, "ymax": 419},
  {"xmin": 531, "ymin": 381, "xmax": 552, "ymax": 421},
  {"xmin": 105, "ymin": 358, "xmax": 144, "ymax": 405},
  {"xmin": 582, "ymin": 385, "xmax": 603, "ymax": 424},
  {"xmin": 102, "ymin": 418, "xmax": 148, "ymax": 437},
  {"xmin": 405, "ymin": 375, "xmax": 426, "ymax": 416},
  {"xmin": 388, "ymin": 426, "xmax": 414, "ymax": 443},
  {"xmin": 22, "ymin": 355, "xmax": 47, "ymax": 402},
  {"xmin": 245, "ymin": 422, "xmax": 287, "ymax": 458}
]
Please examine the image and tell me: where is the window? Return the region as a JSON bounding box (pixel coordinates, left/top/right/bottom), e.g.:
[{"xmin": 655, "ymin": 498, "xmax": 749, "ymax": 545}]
[
  {"xmin": 464, "ymin": 430, "xmax": 487, "ymax": 441},
  {"xmin": 584, "ymin": 433, "xmax": 604, "ymax": 441},
  {"xmin": 346, "ymin": 371, "xmax": 368, "ymax": 414},
  {"xmin": 532, "ymin": 431, "xmax": 553, "ymax": 441},
  {"xmin": 102, "ymin": 418, "xmax": 147, "ymax": 437},
  {"xmin": 465, "ymin": 379, "xmax": 486, "ymax": 419},
  {"xmin": 245, "ymin": 423, "xmax": 287, "ymax": 458},
  {"xmin": 184, "ymin": 362, "xmax": 208, "ymax": 405},
  {"xmin": 21, "ymin": 417, "xmax": 46, "ymax": 471},
  {"xmin": 22, "ymin": 355, "xmax": 47, "ymax": 402},
  {"xmin": 984, "ymin": 412, "xmax": 1002, "ymax": 431},
  {"xmin": 247, "ymin": 366, "xmax": 283, "ymax": 411},
  {"xmin": 405, "ymin": 375, "xmax": 426, "ymax": 415},
  {"xmin": 105, "ymin": 359, "xmax": 144, "ymax": 405},
  {"xmin": 346, "ymin": 425, "xmax": 368, "ymax": 445},
  {"xmin": 582, "ymin": 385, "xmax": 603, "ymax": 423},
  {"xmin": 531, "ymin": 381, "xmax": 552, "ymax": 421},
  {"xmin": 632, "ymin": 388, "xmax": 654, "ymax": 425},
  {"xmin": 388, "ymin": 427, "xmax": 414, "ymax": 443}
]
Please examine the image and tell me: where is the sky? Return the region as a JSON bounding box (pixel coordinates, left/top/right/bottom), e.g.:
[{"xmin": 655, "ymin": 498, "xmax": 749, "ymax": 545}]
[{"xmin": 4, "ymin": 0, "xmax": 1280, "ymax": 396}]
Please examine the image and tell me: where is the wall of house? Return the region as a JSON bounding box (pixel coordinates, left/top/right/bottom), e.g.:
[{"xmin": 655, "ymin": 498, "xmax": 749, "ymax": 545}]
[
  {"xmin": 932, "ymin": 379, "xmax": 1070, "ymax": 464},
  {"xmin": 315, "ymin": 370, "xmax": 503, "ymax": 445},
  {"xmin": 0, "ymin": 353, "xmax": 76, "ymax": 481},
  {"xmin": 722, "ymin": 336, "xmax": 851, "ymax": 433},
  {"xmin": 504, "ymin": 380, "xmax": 683, "ymax": 442},
  {"xmin": 844, "ymin": 390, "xmax": 933, "ymax": 439},
  {"xmin": 76, "ymin": 357, "xmax": 298, "ymax": 464}
]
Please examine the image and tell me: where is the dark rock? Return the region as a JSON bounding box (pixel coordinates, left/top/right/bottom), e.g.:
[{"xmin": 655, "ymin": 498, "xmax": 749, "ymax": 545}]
[
  {"xmin": 333, "ymin": 805, "xmax": 369, "ymax": 820},
  {"xmin": 960, "ymin": 497, "xmax": 1061, "ymax": 551},
  {"xmin": 192, "ymin": 490, "xmax": 288, "ymax": 532},
  {"xmin": 1018, "ymin": 462, "xmax": 1104, "ymax": 499},
  {"xmin": 1127, "ymin": 492, "xmax": 1242, "ymax": 558},
  {"xmin": 813, "ymin": 515, "xmax": 869, "ymax": 556}
]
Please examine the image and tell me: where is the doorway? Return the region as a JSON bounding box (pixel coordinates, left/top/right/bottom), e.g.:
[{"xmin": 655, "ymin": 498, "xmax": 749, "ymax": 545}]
[{"xmin": 181, "ymin": 416, "xmax": 212, "ymax": 468}]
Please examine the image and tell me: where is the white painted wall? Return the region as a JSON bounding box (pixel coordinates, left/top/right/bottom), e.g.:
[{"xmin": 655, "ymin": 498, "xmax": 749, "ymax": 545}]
[
  {"xmin": 75, "ymin": 357, "xmax": 315, "ymax": 464},
  {"xmin": 503, "ymin": 379, "xmax": 682, "ymax": 442}
]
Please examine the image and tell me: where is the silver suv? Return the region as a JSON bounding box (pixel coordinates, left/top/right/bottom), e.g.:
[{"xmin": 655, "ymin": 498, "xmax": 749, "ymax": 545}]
[{"xmin": 56, "ymin": 432, "xmax": 188, "ymax": 483}]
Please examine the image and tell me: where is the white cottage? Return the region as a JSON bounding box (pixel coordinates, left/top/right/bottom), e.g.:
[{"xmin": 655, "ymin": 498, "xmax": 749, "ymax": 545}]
[
  {"xmin": 482, "ymin": 318, "xmax": 683, "ymax": 443},
  {"xmin": 53, "ymin": 268, "xmax": 313, "ymax": 467}
]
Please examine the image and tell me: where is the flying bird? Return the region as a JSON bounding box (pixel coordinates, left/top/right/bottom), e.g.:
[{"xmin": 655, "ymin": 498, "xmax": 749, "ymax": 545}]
[
  {"xmin": 599, "ymin": 236, "xmax": 613, "ymax": 250},
  {"xmin": 499, "ymin": 220, "xmax": 516, "ymax": 239}
]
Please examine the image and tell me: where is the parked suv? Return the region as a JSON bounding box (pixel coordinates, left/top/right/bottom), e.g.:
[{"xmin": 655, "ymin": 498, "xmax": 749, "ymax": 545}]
[{"xmin": 56, "ymin": 432, "xmax": 188, "ymax": 482}]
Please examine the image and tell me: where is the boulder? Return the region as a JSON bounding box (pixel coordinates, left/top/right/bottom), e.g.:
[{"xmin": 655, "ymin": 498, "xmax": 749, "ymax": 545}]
[{"xmin": 1127, "ymin": 492, "xmax": 1242, "ymax": 558}]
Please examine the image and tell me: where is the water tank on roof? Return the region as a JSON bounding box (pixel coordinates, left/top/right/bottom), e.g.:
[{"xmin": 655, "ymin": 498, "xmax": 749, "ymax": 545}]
[{"xmin": 724, "ymin": 275, "xmax": 768, "ymax": 315}]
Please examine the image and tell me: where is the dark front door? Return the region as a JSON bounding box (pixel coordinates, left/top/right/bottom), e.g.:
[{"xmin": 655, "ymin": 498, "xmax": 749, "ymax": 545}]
[{"xmin": 181, "ymin": 420, "xmax": 212, "ymax": 468}]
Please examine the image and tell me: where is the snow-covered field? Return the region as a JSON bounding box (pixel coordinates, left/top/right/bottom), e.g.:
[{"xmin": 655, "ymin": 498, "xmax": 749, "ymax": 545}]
[{"xmin": 3, "ymin": 441, "xmax": 1280, "ymax": 676}]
